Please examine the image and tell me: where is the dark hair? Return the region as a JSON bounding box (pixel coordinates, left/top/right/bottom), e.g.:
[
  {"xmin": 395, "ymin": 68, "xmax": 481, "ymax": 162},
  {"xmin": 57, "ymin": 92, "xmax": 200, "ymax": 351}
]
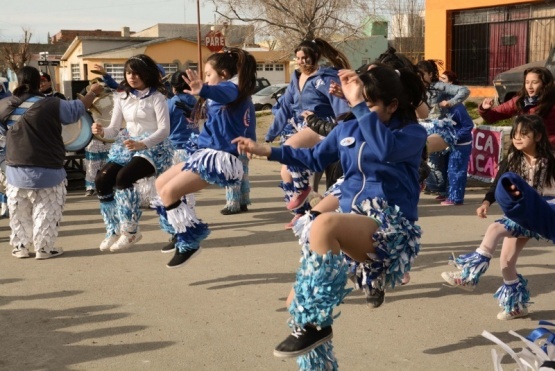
[
  {"xmin": 121, "ymin": 54, "xmax": 166, "ymax": 97},
  {"xmin": 13, "ymin": 66, "xmax": 41, "ymax": 96},
  {"xmin": 507, "ymin": 114, "xmax": 555, "ymax": 188},
  {"xmin": 170, "ymin": 71, "xmax": 190, "ymax": 92},
  {"xmin": 205, "ymin": 47, "xmax": 257, "ymax": 108},
  {"xmin": 442, "ymin": 70, "xmax": 460, "ymax": 85},
  {"xmin": 515, "ymin": 67, "xmax": 555, "ymax": 118},
  {"xmin": 360, "ymin": 65, "xmax": 426, "ymax": 125},
  {"xmin": 416, "ymin": 59, "xmax": 444, "ymax": 84},
  {"xmin": 294, "ymin": 38, "xmax": 351, "ymax": 70}
]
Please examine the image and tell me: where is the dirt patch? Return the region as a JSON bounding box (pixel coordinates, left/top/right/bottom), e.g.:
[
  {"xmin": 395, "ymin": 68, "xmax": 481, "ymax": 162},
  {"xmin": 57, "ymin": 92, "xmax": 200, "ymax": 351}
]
[{"xmin": 255, "ymin": 112, "xmax": 273, "ymax": 142}]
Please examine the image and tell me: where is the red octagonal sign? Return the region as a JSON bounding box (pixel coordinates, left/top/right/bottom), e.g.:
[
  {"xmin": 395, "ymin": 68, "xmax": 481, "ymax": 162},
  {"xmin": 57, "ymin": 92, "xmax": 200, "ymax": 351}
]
[{"xmin": 205, "ymin": 30, "xmax": 225, "ymax": 52}]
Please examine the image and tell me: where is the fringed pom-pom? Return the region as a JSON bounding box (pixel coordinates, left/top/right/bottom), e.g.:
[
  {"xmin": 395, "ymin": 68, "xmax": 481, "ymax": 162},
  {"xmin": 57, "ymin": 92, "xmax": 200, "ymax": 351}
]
[
  {"xmin": 175, "ymin": 221, "xmax": 210, "ymax": 251},
  {"xmin": 297, "ymin": 341, "xmax": 339, "ymax": 371},
  {"xmin": 494, "ymin": 274, "xmax": 531, "ymax": 313},
  {"xmin": 453, "ymin": 250, "xmax": 491, "ymax": 285},
  {"xmin": 293, "ymin": 211, "xmax": 316, "ymax": 248},
  {"xmin": 185, "ymin": 148, "xmax": 243, "ymax": 187},
  {"xmin": 290, "ymin": 251, "xmax": 352, "ymax": 328},
  {"xmin": 166, "ymin": 201, "xmax": 202, "ymax": 233},
  {"xmin": 356, "ymin": 198, "xmax": 421, "ymax": 289}
]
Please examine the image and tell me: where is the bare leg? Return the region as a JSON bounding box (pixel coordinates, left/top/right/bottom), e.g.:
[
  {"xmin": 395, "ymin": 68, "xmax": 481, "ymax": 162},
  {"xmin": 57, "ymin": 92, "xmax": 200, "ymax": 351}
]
[
  {"xmin": 499, "ymin": 237, "xmax": 528, "ymax": 281},
  {"xmin": 309, "ymin": 213, "xmax": 379, "ymax": 261},
  {"xmin": 479, "ymin": 222, "xmax": 514, "ymax": 255},
  {"xmin": 427, "ymin": 134, "xmax": 449, "ymax": 153},
  {"xmin": 284, "ymin": 128, "xmax": 322, "ymax": 148},
  {"xmin": 156, "ymin": 164, "xmax": 209, "ymax": 206}
]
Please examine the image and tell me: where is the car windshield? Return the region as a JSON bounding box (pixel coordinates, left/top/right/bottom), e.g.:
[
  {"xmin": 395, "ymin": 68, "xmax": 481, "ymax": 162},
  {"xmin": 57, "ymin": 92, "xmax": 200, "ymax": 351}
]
[{"xmin": 255, "ymin": 85, "xmax": 284, "ymax": 96}]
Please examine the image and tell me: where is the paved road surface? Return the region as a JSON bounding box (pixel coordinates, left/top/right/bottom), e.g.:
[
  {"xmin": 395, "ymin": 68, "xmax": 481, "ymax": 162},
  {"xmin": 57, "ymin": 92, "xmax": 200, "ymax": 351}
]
[{"xmin": 1, "ymin": 159, "xmax": 554, "ymax": 370}]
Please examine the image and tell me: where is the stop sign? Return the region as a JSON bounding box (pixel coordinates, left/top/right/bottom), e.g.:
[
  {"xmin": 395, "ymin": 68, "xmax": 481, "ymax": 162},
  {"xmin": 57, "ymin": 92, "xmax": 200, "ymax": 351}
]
[{"xmin": 205, "ymin": 31, "xmax": 225, "ymax": 52}]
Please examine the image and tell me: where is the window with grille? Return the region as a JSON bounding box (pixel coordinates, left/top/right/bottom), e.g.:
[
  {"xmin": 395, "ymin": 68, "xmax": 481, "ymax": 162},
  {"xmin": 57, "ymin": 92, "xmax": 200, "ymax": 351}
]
[
  {"xmin": 274, "ymin": 64, "xmax": 284, "ymax": 71},
  {"xmin": 187, "ymin": 62, "xmax": 198, "ymax": 71},
  {"xmin": 104, "ymin": 64, "xmax": 125, "ymax": 83},
  {"xmin": 264, "ymin": 64, "xmax": 274, "ymax": 71},
  {"xmin": 159, "ymin": 63, "xmax": 178, "ymax": 75},
  {"xmin": 256, "ymin": 64, "xmax": 264, "ymax": 71},
  {"xmin": 71, "ymin": 64, "xmax": 80, "ymax": 80}
]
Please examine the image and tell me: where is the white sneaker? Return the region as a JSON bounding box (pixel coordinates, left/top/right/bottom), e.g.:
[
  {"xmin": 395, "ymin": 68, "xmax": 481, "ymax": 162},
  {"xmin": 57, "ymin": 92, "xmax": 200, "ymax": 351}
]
[
  {"xmin": 497, "ymin": 307, "xmax": 528, "ymax": 320},
  {"xmin": 110, "ymin": 230, "xmax": 142, "ymax": 252},
  {"xmin": 12, "ymin": 246, "xmax": 30, "ymax": 259},
  {"xmin": 99, "ymin": 234, "xmax": 120, "ymax": 251},
  {"xmin": 441, "ymin": 271, "xmax": 476, "ymax": 292},
  {"xmin": 36, "ymin": 247, "xmax": 64, "ymax": 260}
]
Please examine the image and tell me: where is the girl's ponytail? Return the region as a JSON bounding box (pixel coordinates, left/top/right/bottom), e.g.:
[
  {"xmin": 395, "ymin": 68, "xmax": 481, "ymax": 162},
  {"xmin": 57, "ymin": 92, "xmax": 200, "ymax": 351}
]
[{"xmin": 313, "ymin": 38, "xmax": 351, "ymax": 70}]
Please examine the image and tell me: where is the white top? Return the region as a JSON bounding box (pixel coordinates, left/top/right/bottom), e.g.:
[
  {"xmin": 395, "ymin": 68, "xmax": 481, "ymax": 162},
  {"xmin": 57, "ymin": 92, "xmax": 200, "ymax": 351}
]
[{"xmin": 103, "ymin": 88, "xmax": 170, "ymax": 148}]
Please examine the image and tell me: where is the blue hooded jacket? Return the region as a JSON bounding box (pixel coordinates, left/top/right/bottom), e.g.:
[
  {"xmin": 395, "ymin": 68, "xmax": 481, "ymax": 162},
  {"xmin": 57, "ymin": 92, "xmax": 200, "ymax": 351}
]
[
  {"xmin": 167, "ymin": 92, "xmax": 198, "ymax": 149},
  {"xmin": 197, "ymin": 80, "xmax": 256, "ymax": 156},
  {"xmin": 449, "ymin": 103, "xmax": 474, "ymax": 144},
  {"xmin": 265, "ymin": 67, "xmax": 349, "ymax": 142},
  {"xmin": 269, "ymin": 102, "xmax": 427, "ymax": 221}
]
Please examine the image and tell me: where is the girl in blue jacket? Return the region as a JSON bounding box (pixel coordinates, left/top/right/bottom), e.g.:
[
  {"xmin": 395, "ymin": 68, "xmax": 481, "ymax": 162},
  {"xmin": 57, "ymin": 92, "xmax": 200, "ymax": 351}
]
[
  {"xmin": 265, "ymin": 38, "xmax": 350, "ymax": 229},
  {"xmin": 154, "ymin": 48, "xmax": 257, "ymax": 269},
  {"xmin": 234, "ymin": 65, "xmax": 427, "ymax": 369},
  {"xmin": 158, "ymin": 71, "xmax": 199, "ymax": 254},
  {"xmin": 434, "ymin": 103, "xmax": 475, "ymax": 205}
]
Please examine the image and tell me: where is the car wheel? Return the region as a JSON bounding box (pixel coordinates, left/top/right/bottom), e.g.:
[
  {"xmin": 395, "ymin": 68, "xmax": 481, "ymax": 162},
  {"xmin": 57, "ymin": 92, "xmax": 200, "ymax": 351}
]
[{"xmin": 261, "ymin": 104, "xmax": 272, "ymax": 111}]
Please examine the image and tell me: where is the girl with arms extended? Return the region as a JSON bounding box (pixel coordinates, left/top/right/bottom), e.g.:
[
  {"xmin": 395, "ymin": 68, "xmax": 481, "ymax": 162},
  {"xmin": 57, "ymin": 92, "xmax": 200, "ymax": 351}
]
[
  {"xmin": 234, "ymin": 65, "xmax": 427, "ymax": 369},
  {"xmin": 92, "ymin": 54, "xmax": 172, "ymax": 253},
  {"xmin": 265, "ymin": 38, "xmax": 350, "ymax": 229},
  {"xmin": 155, "ymin": 47, "xmax": 257, "ymax": 268},
  {"xmin": 442, "ymin": 114, "xmax": 555, "ymax": 320},
  {"xmin": 480, "ymin": 66, "xmax": 555, "ymax": 147}
]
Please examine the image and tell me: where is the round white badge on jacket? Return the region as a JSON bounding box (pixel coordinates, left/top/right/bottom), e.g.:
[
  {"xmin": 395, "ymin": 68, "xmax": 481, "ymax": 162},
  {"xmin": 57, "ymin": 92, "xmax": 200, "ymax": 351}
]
[{"xmin": 340, "ymin": 137, "xmax": 355, "ymax": 146}]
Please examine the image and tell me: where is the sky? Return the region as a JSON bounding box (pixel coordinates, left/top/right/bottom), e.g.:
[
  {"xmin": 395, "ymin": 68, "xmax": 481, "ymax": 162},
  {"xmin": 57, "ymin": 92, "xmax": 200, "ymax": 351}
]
[{"xmin": 1, "ymin": 0, "xmax": 218, "ymax": 43}]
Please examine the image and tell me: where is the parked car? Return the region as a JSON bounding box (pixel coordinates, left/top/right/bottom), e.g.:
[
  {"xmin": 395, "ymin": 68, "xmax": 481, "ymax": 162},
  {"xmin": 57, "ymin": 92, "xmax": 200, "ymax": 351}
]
[
  {"xmin": 493, "ymin": 47, "xmax": 555, "ymax": 103},
  {"xmin": 252, "ymin": 83, "xmax": 288, "ymax": 111},
  {"xmin": 254, "ymin": 77, "xmax": 271, "ymax": 94}
]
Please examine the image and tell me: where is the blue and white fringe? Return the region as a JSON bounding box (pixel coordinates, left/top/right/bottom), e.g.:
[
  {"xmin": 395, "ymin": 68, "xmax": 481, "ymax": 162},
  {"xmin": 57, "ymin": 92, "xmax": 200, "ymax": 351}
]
[
  {"xmin": 497, "ymin": 217, "xmax": 544, "ymax": 240},
  {"xmin": 115, "ymin": 187, "xmax": 142, "ymax": 233},
  {"xmin": 99, "ymin": 199, "xmax": 119, "ymax": 237},
  {"xmin": 184, "ymin": 148, "xmax": 243, "ymax": 187},
  {"xmin": 494, "ymin": 274, "xmax": 531, "ymax": 314},
  {"xmin": 450, "ymin": 248, "xmax": 492, "ymax": 286}
]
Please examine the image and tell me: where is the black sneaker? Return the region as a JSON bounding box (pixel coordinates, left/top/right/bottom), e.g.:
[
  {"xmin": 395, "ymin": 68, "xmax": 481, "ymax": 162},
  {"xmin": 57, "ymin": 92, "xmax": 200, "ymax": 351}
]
[
  {"xmin": 166, "ymin": 248, "xmax": 201, "ymax": 269},
  {"xmin": 273, "ymin": 325, "xmax": 333, "ymax": 358},
  {"xmin": 240, "ymin": 204, "xmax": 248, "ymax": 212},
  {"xmin": 161, "ymin": 236, "xmax": 177, "ymax": 253},
  {"xmin": 220, "ymin": 206, "xmax": 241, "ymax": 215},
  {"xmin": 366, "ymin": 275, "xmax": 385, "ymax": 308}
]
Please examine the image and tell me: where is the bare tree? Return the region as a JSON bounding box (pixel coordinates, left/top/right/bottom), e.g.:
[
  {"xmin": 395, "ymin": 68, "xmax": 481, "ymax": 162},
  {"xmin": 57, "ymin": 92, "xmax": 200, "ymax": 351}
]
[
  {"xmin": 211, "ymin": 0, "xmax": 377, "ymax": 52},
  {"xmin": 1, "ymin": 28, "xmax": 33, "ymax": 73},
  {"xmin": 377, "ymin": 0, "xmax": 425, "ymax": 62}
]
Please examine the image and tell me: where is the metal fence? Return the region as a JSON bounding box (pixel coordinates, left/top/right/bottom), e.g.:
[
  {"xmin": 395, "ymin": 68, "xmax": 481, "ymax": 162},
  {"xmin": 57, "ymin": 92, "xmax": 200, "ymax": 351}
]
[{"xmin": 451, "ymin": 3, "xmax": 555, "ymax": 86}]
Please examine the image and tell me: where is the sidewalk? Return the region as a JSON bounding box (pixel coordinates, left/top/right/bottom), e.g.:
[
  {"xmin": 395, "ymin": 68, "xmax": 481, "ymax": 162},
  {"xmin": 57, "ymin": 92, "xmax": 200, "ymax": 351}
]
[{"xmin": 1, "ymin": 159, "xmax": 554, "ymax": 370}]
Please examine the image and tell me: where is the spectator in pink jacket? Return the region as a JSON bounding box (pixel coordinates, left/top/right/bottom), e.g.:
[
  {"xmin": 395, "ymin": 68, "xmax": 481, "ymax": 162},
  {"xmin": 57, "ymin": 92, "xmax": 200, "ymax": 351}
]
[{"xmin": 479, "ymin": 66, "xmax": 555, "ymax": 147}]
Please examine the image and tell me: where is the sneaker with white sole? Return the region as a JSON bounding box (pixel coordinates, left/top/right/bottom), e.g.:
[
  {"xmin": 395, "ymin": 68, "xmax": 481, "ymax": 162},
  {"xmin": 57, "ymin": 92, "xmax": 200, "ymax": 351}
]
[
  {"xmin": 35, "ymin": 247, "xmax": 64, "ymax": 260},
  {"xmin": 441, "ymin": 271, "xmax": 476, "ymax": 292},
  {"xmin": 273, "ymin": 325, "xmax": 333, "ymax": 358},
  {"xmin": 99, "ymin": 234, "xmax": 120, "ymax": 252},
  {"xmin": 497, "ymin": 307, "xmax": 529, "ymax": 320},
  {"xmin": 166, "ymin": 248, "xmax": 201, "ymax": 269},
  {"xmin": 12, "ymin": 245, "xmax": 30, "ymax": 259},
  {"xmin": 110, "ymin": 230, "xmax": 142, "ymax": 252}
]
